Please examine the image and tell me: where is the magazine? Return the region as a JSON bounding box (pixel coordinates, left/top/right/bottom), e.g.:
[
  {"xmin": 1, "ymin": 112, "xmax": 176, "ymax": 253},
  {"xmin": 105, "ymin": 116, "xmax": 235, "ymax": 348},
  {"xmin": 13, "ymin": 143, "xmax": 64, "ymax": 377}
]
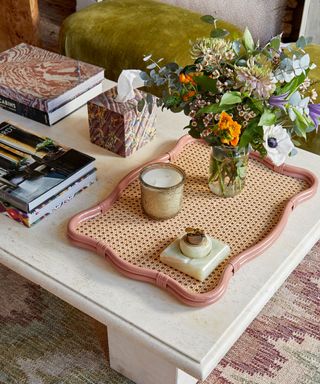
[
  {"xmin": 0, "ymin": 169, "xmax": 96, "ymax": 227},
  {"xmin": 0, "ymin": 121, "xmax": 95, "ymax": 211}
]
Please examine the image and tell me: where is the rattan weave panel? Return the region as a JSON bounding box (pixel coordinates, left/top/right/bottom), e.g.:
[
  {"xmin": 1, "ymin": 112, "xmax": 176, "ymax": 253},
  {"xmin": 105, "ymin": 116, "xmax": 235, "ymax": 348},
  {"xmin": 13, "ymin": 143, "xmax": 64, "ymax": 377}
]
[{"xmin": 75, "ymin": 141, "xmax": 309, "ymax": 294}]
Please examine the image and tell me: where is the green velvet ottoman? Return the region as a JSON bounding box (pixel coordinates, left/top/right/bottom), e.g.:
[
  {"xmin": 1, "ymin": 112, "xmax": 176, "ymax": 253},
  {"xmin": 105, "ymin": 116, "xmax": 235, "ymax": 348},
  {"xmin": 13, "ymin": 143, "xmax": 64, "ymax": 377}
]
[{"xmin": 59, "ymin": 0, "xmax": 240, "ymax": 82}]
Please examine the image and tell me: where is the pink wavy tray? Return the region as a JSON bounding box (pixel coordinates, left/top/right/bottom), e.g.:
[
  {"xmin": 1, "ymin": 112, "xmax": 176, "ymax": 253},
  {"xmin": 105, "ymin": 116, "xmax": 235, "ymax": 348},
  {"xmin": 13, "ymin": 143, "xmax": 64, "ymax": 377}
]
[{"xmin": 68, "ymin": 136, "xmax": 318, "ymax": 306}]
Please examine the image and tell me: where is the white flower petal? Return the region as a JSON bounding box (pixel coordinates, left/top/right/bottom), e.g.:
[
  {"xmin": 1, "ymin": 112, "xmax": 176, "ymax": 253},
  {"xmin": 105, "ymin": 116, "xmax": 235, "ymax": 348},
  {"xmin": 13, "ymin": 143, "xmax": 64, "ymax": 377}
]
[
  {"xmin": 269, "ymin": 151, "xmax": 286, "ymax": 166},
  {"xmin": 262, "ymin": 124, "xmax": 294, "ymax": 166}
]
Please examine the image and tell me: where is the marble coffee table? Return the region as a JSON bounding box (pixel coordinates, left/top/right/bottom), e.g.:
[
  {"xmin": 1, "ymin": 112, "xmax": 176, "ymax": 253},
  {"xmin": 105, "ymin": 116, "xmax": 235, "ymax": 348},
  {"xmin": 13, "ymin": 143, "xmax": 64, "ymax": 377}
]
[{"xmin": 0, "ymin": 80, "xmax": 320, "ymax": 384}]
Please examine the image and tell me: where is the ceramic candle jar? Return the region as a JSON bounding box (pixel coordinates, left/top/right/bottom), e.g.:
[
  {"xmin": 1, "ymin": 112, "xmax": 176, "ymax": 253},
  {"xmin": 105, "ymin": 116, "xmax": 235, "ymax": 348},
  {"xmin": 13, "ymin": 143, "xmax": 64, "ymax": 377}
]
[{"xmin": 139, "ymin": 163, "xmax": 185, "ymax": 220}]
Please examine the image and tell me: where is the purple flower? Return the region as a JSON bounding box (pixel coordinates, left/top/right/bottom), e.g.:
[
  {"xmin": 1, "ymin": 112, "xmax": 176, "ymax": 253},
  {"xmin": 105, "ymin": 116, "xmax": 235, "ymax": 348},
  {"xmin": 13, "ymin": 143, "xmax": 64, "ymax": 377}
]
[
  {"xmin": 269, "ymin": 92, "xmax": 289, "ymax": 111},
  {"xmin": 309, "ymin": 103, "xmax": 320, "ymax": 132}
]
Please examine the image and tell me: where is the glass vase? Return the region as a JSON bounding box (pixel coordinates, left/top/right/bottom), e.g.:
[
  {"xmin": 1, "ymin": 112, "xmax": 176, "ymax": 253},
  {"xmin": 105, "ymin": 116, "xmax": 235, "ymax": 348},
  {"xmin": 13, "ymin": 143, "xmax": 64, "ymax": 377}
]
[{"xmin": 208, "ymin": 145, "xmax": 249, "ymax": 197}]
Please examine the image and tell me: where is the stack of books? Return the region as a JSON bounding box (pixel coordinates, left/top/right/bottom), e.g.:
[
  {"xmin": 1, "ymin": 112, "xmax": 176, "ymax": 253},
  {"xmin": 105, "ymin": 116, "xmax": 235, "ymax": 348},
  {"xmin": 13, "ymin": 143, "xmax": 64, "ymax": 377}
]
[
  {"xmin": 0, "ymin": 121, "xmax": 96, "ymax": 227},
  {"xmin": 0, "ymin": 43, "xmax": 104, "ymax": 125}
]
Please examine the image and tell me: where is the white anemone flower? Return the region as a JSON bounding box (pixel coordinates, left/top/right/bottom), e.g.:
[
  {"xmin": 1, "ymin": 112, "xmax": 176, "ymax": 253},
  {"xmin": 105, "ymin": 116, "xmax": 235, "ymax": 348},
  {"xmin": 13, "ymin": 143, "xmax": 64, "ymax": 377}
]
[{"xmin": 263, "ymin": 124, "xmax": 294, "ymax": 166}]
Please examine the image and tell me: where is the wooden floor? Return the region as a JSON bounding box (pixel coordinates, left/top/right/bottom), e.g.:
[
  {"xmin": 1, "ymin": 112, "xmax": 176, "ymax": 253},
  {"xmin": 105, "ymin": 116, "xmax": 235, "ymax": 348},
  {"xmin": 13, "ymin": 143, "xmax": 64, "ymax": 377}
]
[{"xmin": 39, "ymin": 0, "xmax": 76, "ymax": 52}]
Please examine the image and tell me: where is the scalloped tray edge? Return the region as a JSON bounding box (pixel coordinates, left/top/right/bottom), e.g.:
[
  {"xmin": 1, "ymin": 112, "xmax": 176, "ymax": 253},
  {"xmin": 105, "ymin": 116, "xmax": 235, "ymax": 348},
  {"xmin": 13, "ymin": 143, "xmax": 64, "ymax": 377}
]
[{"xmin": 67, "ymin": 136, "xmax": 318, "ymax": 307}]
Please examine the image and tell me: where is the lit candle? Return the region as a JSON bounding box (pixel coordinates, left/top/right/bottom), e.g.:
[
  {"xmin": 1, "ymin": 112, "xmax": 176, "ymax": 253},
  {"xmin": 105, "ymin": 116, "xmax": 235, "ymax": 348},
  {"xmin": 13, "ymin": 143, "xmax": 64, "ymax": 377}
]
[{"xmin": 140, "ymin": 163, "xmax": 186, "ymax": 220}]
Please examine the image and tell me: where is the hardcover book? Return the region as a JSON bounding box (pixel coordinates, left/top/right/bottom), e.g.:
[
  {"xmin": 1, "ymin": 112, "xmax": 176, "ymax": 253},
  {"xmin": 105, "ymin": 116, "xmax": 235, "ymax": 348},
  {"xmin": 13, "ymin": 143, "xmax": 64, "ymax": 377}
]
[
  {"xmin": 0, "ymin": 169, "xmax": 96, "ymax": 227},
  {"xmin": 0, "ymin": 121, "xmax": 95, "ymax": 212},
  {"xmin": 0, "ymin": 43, "xmax": 105, "ymax": 125}
]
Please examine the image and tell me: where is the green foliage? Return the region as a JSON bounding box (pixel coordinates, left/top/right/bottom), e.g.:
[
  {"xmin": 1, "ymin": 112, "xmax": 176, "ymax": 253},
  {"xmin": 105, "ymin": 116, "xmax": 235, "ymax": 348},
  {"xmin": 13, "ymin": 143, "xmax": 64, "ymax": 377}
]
[
  {"xmin": 270, "ymin": 36, "xmax": 281, "ymax": 51},
  {"xmin": 211, "ymin": 28, "xmax": 229, "ymax": 38},
  {"xmin": 194, "ymin": 76, "xmax": 217, "ymax": 92},
  {"xmin": 258, "ymin": 109, "xmax": 276, "ymax": 126},
  {"xmin": 279, "ymin": 72, "xmax": 307, "ymax": 97},
  {"xmin": 238, "ymin": 118, "xmax": 261, "ymax": 148},
  {"xmin": 220, "ymin": 92, "xmax": 242, "ymax": 106},
  {"xmin": 200, "ymin": 15, "xmax": 216, "ymax": 24},
  {"xmin": 243, "ymin": 27, "xmax": 254, "ymax": 52},
  {"xmin": 140, "ymin": 15, "xmax": 317, "ymax": 163},
  {"xmin": 296, "ymin": 36, "xmax": 312, "ymax": 49}
]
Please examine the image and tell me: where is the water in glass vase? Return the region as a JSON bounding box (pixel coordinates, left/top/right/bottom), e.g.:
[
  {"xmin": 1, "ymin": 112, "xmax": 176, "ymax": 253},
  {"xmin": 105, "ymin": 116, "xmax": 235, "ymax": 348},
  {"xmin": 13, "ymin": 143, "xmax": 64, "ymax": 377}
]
[{"xmin": 209, "ymin": 146, "xmax": 249, "ymax": 197}]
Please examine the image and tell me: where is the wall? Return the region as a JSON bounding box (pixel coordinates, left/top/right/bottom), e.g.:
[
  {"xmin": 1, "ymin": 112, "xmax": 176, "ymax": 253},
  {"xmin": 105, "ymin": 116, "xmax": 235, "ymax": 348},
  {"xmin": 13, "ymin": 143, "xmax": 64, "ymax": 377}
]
[
  {"xmin": 76, "ymin": 0, "xmax": 101, "ymax": 11},
  {"xmin": 158, "ymin": 0, "xmax": 287, "ymax": 43}
]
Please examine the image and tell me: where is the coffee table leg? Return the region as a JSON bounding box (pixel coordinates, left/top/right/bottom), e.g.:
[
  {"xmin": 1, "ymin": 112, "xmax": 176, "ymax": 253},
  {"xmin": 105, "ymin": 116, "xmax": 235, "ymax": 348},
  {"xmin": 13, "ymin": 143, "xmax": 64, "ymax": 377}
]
[{"xmin": 108, "ymin": 325, "xmax": 198, "ymax": 384}]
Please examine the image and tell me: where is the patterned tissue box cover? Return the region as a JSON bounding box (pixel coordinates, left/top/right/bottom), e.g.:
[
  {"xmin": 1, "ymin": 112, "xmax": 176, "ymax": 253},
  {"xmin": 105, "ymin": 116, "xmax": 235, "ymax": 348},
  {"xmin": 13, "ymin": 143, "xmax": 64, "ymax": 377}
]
[{"xmin": 88, "ymin": 87, "xmax": 157, "ymax": 157}]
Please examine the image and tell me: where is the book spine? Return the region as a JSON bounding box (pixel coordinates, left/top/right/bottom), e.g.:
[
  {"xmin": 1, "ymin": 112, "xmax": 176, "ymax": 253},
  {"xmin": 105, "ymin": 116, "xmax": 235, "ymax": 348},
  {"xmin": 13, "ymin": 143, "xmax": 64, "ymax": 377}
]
[
  {"xmin": 0, "ymin": 96, "xmax": 50, "ymax": 125},
  {"xmin": 0, "ymin": 188, "xmax": 27, "ymax": 212}
]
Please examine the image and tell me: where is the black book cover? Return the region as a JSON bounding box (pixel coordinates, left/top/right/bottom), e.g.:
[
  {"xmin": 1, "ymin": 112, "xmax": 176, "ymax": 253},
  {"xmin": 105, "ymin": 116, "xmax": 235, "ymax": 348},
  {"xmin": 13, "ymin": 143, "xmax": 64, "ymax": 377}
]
[
  {"xmin": 0, "ymin": 122, "xmax": 95, "ymax": 211},
  {"xmin": 0, "ymin": 96, "xmax": 50, "ymax": 125}
]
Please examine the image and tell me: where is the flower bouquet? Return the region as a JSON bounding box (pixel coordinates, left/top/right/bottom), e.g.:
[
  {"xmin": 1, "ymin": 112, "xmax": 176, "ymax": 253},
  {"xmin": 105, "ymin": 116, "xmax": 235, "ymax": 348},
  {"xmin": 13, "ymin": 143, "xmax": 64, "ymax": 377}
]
[{"xmin": 140, "ymin": 16, "xmax": 320, "ymax": 197}]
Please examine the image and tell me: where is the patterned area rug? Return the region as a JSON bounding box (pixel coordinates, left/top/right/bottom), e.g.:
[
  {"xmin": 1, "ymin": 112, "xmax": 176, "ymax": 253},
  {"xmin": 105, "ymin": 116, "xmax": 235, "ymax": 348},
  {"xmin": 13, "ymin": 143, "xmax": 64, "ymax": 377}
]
[{"xmin": 0, "ymin": 242, "xmax": 319, "ymax": 384}]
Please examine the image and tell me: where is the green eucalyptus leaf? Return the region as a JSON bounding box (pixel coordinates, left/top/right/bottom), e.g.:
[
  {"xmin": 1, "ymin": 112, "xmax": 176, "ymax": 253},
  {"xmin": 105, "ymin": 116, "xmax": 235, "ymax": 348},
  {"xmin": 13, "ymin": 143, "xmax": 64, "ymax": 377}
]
[
  {"xmin": 165, "ymin": 62, "xmax": 179, "ymax": 71},
  {"xmin": 232, "ymin": 40, "xmax": 241, "ymax": 55},
  {"xmin": 220, "ymin": 91, "xmax": 242, "ymax": 106},
  {"xmin": 211, "ymin": 28, "xmax": 229, "ymax": 38},
  {"xmin": 183, "ymin": 64, "xmax": 197, "ymax": 73},
  {"xmin": 143, "ymin": 54, "xmax": 152, "ymax": 62},
  {"xmin": 200, "ymin": 15, "xmax": 216, "ymax": 24},
  {"xmin": 140, "ymin": 72, "xmax": 150, "ymax": 81},
  {"xmin": 296, "ymin": 36, "xmax": 307, "ymax": 49},
  {"xmin": 306, "ymin": 123, "xmax": 316, "ymax": 133},
  {"xmin": 243, "ymin": 27, "xmax": 255, "ymax": 52},
  {"xmin": 236, "ymin": 58, "xmax": 247, "ymax": 67},
  {"xmin": 146, "ymin": 63, "xmax": 157, "ymax": 70},
  {"xmin": 258, "ymin": 109, "xmax": 276, "ymax": 126}
]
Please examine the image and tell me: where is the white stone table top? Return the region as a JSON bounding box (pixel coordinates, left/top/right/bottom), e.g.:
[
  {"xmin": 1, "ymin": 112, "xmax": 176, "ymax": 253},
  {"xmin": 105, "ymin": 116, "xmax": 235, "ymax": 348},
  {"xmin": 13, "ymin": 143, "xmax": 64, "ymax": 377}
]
[{"xmin": 0, "ymin": 80, "xmax": 320, "ymax": 380}]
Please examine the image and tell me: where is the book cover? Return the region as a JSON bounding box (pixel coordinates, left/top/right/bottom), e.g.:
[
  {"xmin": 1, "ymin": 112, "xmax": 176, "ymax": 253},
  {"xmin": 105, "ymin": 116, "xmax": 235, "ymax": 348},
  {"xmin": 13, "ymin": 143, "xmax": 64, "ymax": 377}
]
[
  {"xmin": 0, "ymin": 169, "xmax": 96, "ymax": 227},
  {"xmin": 0, "ymin": 43, "xmax": 104, "ymax": 113},
  {"xmin": 0, "ymin": 82, "xmax": 103, "ymax": 126},
  {"xmin": 0, "ymin": 121, "xmax": 95, "ymax": 211}
]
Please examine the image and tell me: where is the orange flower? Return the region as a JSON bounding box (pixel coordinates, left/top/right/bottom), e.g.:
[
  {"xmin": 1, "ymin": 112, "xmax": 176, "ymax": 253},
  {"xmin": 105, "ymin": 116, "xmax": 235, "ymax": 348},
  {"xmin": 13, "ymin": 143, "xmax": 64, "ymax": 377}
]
[
  {"xmin": 218, "ymin": 111, "xmax": 241, "ymax": 147},
  {"xmin": 179, "ymin": 73, "xmax": 187, "ymax": 83},
  {"xmin": 230, "ymin": 136, "xmax": 239, "ymax": 146},
  {"xmin": 183, "ymin": 90, "xmax": 196, "ymax": 101},
  {"xmin": 218, "ymin": 111, "xmax": 233, "ymax": 130},
  {"xmin": 179, "ymin": 73, "xmax": 196, "ymax": 85}
]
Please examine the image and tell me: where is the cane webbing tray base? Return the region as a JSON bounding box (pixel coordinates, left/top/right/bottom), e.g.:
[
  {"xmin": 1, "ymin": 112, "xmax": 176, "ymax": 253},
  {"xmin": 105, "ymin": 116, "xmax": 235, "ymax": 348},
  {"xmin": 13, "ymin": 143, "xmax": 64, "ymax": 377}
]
[{"xmin": 68, "ymin": 137, "xmax": 317, "ymax": 306}]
